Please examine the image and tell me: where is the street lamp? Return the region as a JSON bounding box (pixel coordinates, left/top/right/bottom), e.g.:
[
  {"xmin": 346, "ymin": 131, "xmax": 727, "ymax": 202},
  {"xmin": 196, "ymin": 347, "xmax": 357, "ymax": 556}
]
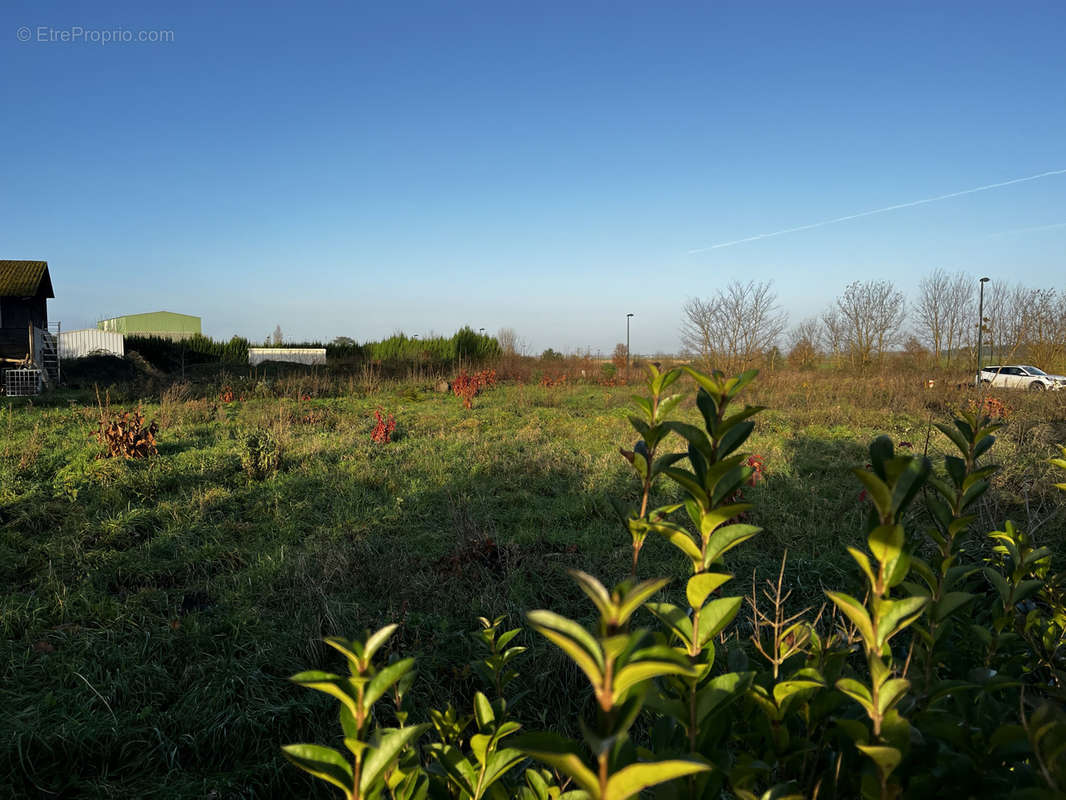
[
  {"xmin": 626, "ymin": 313, "xmax": 634, "ymax": 372},
  {"xmin": 977, "ymin": 277, "xmax": 990, "ymax": 373}
]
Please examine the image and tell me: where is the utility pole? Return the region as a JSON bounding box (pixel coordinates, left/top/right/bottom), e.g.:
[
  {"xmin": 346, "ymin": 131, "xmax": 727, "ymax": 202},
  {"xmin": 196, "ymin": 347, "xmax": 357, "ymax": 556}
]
[
  {"xmin": 626, "ymin": 313, "xmax": 634, "ymax": 374},
  {"xmin": 977, "ymin": 277, "xmax": 989, "ymax": 374}
]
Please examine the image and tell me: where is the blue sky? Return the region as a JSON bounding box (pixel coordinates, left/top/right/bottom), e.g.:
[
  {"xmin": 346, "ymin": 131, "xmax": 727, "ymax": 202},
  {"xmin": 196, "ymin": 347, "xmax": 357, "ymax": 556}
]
[{"xmin": 3, "ymin": 1, "xmax": 1064, "ymax": 354}]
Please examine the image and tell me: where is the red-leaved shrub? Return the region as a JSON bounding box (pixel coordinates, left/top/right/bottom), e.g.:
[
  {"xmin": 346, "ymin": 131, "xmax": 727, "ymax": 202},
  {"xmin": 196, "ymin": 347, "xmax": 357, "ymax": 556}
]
[
  {"xmin": 453, "ymin": 369, "xmax": 497, "ymax": 409},
  {"xmin": 371, "ymin": 409, "xmax": 396, "ymax": 444}
]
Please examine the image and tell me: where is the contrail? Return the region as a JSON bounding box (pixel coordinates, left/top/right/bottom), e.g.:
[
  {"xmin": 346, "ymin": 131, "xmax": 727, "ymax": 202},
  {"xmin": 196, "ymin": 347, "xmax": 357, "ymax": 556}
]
[{"xmin": 687, "ymin": 168, "xmax": 1066, "ymax": 254}]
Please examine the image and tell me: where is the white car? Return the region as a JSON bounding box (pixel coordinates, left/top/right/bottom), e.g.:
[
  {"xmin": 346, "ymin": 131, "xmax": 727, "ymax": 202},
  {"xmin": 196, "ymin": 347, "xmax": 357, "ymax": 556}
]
[{"xmin": 975, "ymin": 365, "xmax": 1066, "ymax": 391}]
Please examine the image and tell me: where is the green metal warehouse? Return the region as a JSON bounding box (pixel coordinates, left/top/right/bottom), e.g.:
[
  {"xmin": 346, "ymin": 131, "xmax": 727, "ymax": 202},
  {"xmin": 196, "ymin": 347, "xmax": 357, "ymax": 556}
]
[{"xmin": 98, "ymin": 311, "xmax": 201, "ymax": 341}]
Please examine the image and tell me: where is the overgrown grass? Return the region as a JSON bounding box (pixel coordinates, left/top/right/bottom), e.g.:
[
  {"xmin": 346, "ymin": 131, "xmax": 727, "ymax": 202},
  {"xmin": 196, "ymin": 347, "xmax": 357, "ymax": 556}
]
[{"xmin": 1, "ymin": 376, "xmax": 1063, "ymax": 797}]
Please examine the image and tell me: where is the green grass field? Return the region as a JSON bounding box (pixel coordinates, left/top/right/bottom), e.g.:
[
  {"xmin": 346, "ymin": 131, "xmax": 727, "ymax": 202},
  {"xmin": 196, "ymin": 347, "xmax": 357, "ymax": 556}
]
[{"xmin": 2, "ymin": 375, "xmax": 1064, "ymax": 798}]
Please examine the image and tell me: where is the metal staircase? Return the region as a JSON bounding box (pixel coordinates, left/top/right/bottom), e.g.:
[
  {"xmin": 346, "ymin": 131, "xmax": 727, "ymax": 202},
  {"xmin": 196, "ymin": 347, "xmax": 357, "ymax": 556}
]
[
  {"xmin": 42, "ymin": 322, "xmax": 61, "ymax": 384},
  {"xmin": 31, "ymin": 322, "xmax": 61, "ymax": 386}
]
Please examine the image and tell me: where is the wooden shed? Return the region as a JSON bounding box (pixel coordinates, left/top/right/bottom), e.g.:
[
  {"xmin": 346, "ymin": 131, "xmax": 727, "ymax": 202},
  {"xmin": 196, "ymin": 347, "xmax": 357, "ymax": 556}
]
[{"xmin": 0, "ymin": 260, "xmax": 55, "ymax": 365}]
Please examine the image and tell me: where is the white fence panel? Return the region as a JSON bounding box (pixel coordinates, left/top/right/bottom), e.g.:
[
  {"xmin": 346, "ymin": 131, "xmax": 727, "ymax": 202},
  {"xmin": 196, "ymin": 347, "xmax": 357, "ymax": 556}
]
[
  {"xmin": 58, "ymin": 329, "xmax": 125, "ymax": 359},
  {"xmin": 248, "ymin": 348, "xmax": 327, "ymax": 367}
]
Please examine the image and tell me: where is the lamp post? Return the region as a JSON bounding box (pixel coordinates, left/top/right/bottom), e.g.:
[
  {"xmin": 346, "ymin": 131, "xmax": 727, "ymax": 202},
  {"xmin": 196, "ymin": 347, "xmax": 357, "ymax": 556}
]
[
  {"xmin": 977, "ymin": 277, "xmax": 990, "ymax": 373},
  {"xmin": 626, "ymin": 313, "xmax": 634, "ymax": 373}
]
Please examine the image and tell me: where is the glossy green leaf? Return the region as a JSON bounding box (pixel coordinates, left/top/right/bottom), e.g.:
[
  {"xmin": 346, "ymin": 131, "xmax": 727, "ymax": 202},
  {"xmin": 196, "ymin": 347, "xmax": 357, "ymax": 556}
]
[
  {"xmin": 428, "ymin": 743, "xmax": 477, "ymax": 796},
  {"xmin": 365, "ymin": 658, "xmax": 415, "ymax": 708},
  {"xmin": 847, "ymin": 547, "xmax": 878, "ymax": 589},
  {"xmin": 615, "ymin": 578, "xmax": 672, "ymax": 626},
  {"xmin": 470, "ymin": 733, "xmax": 491, "ymax": 766},
  {"xmin": 656, "ymin": 394, "xmax": 684, "ymax": 423},
  {"xmin": 876, "ymin": 596, "xmax": 928, "ymax": 647},
  {"xmin": 855, "ymin": 744, "xmax": 901, "ymax": 778},
  {"xmin": 290, "ymin": 671, "xmax": 359, "ymax": 718},
  {"xmin": 697, "ymin": 596, "xmax": 743, "ymax": 645},
  {"xmin": 696, "ymin": 671, "xmax": 754, "ymax": 722},
  {"xmin": 527, "ymin": 611, "xmax": 604, "ymax": 688},
  {"xmin": 663, "ymin": 467, "xmax": 711, "ymax": 506},
  {"xmin": 934, "ymin": 422, "xmax": 969, "ymax": 457},
  {"xmin": 650, "ymin": 522, "xmax": 702, "ymax": 567},
  {"xmin": 631, "ymin": 395, "xmax": 653, "ymax": 418},
  {"xmin": 836, "ymin": 678, "xmax": 875, "ymax": 715},
  {"xmin": 825, "ymin": 591, "xmax": 875, "ymax": 649},
  {"xmin": 664, "ymin": 422, "xmax": 714, "ymax": 463},
  {"xmin": 364, "ymin": 624, "xmax": 399, "ymax": 664},
  {"xmin": 604, "ymin": 758, "xmax": 711, "ymax": 800},
  {"xmin": 772, "ymin": 678, "xmax": 824, "ymax": 708},
  {"xmin": 282, "ymin": 743, "xmax": 354, "ymax": 795},
  {"xmin": 934, "ymin": 591, "xmax": 974, "ymax": 623},
  {"xmin": 703, "ymin": 524, "xmax": 760, "ymax": 567},
  {"xmin": 361, "ymin": 725, "xmax": 430, "ymax": 795},
  {"xmin": 474, "ymin": 691, "xmax": 495, "ymax": 729},
  {"xmin": 717, "ymin": 421, "xmax": 755, "ymax": 458},
  {"xmin": 514, "ymin": 732, "xmax": 599, "ymax": 797},
  {"xmin": 876, "ymin": 678, "xmax": 910, "ymax": 716},
  {"xmin": 686, "ymin": 572, "xmax": 732, "ymax": 608},
  {"xmin": 481, "ymin": 748, "xmax": 526, "ymax": 794},
  {"xmin": 569, "ymin": 571, "xmax": 612, "ymax": 620},
  {"xmin": 868, "ymin": 524, "xmax": 904, "ymax": 566},
  {"xmin": 888, "ymin": 456, "xmax": 929, "ymax": 518},
  {"xmin": 853, "ymin": 470, "xmax": 891, "ymax": 519},
  {"xmin": 614, "ymin": 649, "xmax": 698, "ymax": 698},
  {"xmin": 645, "ymin": 602, "xmax": 694, "ymax": 648}
]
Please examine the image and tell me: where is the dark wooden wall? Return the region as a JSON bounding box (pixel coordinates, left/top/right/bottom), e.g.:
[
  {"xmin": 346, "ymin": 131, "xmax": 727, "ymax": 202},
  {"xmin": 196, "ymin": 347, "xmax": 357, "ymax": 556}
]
[{"xmin": 0, "ymin": 291, "xmax": 49, "ymax": 361}]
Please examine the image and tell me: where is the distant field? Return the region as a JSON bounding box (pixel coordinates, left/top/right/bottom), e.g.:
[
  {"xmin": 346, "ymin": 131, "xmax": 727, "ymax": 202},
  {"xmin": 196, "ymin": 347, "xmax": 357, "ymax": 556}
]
[{"xmin": 2, "ymin": 373, "xmax": 1064, "ymax": 798}]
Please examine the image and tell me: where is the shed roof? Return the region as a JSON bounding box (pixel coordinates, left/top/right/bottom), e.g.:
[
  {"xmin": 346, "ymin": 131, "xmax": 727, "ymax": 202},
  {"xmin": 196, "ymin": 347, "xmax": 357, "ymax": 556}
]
[{"xmin": 0, "ymin": 261, "xmax": 54, "ymax": 298}]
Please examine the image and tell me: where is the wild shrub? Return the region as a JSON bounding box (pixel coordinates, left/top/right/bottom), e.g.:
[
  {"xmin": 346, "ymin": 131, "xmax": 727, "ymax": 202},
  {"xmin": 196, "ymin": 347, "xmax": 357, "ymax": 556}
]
[
  {"xmin": 972, "ymin": 393, "xmax": 1011, "ymax": 420},
  {"xmin": 371, "ymin": 409, "xmax": 397, "ymax": 444},
  {"xmin": 283, "ymin": 366, "xmax": 1066, "ymax": 799},
  {"xmin": 239, "ymin": 428, "xmax": 282, "ymax": 479},
  {"xmin": 96, "ymin": 408, "xmax": 159, "ymax": 459},
  {"xmin": 453, "ymin": 369, "xmax": 497, "ymax": 409}
]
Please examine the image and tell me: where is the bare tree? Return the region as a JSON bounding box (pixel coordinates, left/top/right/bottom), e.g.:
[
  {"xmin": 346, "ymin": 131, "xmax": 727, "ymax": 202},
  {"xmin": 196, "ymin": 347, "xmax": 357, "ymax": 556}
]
[
  {"xmin": 831, "ymin": 280, "xmax": 906, "ymax": 368},
  {"xmin": 272, "ymin": 325, "xmax": 283, "ymax": 346},
  {"xmin": 915, "ymin": 269, "xmax": 950, "ymax": 363},
  {"xmin": 680, "ymin": 281, "xmax": 787, "ymax": 372},
  {"xmin": 984, "ymin": 283, "xmax": 1039, "ymax": 364},
  {"xmin": 680, "ymin": 296, "xmax": 717, "ymax": 364},
  {"xmin": 941, "ymin": 273, "xmax": 975, "ymax": 368},
  {"xmin": 821, "ymin": 308, "xmax": 847, "ymax": 367},
  {"xmin": 787, "ymin": 317, "xmax": 822, "ymax": 369},
  {"xmin": 1027, "ymin": 288, "xmax": 1066, "ymax": 369},
  {"xmin": 916, "ymin": 269, "xmax": 977, "ymax": 368},
  {"xmin": 496, "ymin": 327, "xmax": 522, "ymax": 356}
]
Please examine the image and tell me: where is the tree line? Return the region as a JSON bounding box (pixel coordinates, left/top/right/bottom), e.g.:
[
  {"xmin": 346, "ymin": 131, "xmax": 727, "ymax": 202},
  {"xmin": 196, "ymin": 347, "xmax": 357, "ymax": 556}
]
[{"xmin": 680, "ymin": 271, "xmax": 1066, "ymax": 372}]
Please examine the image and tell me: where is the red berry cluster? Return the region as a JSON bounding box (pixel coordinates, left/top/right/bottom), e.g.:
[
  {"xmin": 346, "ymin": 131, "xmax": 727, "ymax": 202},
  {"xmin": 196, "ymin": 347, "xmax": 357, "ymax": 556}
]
[{"xmin": 371, "ymin": 408, "xmax": 397, "ymax": 444}]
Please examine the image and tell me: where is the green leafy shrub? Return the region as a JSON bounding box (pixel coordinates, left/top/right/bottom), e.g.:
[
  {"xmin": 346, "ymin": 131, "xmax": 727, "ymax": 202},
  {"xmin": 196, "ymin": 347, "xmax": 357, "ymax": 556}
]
[
  {"xmin": 239, "ymin": 428, "xmax": 282, "ymax": 480},
  {"xmin": 284, "ymin": 367, "xmax": 1066, "ymax": 799}
]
